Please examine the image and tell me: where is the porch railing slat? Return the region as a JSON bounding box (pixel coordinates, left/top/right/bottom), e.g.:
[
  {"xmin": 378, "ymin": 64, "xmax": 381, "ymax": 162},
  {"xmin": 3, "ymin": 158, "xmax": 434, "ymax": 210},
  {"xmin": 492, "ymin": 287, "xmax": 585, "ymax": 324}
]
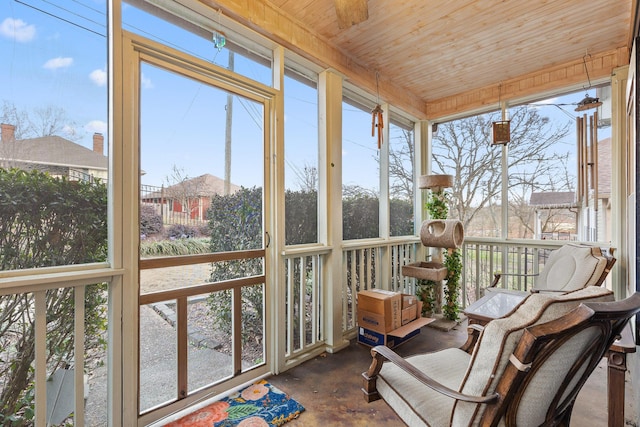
[
  {"xmin": 35, "ymin": 290, "xmax": 47, "ymax": 427},
  {"xmin": 75, "ymin": 285, "xmax": 86, "ymax": 424}
]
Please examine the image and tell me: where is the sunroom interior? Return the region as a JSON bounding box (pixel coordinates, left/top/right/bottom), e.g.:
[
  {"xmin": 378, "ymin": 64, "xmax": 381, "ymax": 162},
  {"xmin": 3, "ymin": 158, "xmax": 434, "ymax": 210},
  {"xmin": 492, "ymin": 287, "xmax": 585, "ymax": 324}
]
[{"xmin": 0, "ymin": 0, "xmax": 639, "ymax": 425}]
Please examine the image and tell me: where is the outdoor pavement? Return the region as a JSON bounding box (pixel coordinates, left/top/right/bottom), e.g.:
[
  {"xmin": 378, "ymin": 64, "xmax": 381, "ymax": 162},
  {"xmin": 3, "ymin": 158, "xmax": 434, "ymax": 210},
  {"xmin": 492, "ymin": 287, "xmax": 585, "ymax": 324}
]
[{"xmin": 84, "ymin": 305, "xmax": 233, "ymax": 426}]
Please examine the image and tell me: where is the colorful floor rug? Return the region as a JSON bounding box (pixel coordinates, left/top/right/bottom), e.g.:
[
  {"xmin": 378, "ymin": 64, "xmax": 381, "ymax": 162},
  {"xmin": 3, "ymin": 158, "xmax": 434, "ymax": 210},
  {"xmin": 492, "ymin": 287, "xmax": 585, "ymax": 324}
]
[{"xmin": 164, "ymin": 380, "xmax": 304, "ymax": 427}]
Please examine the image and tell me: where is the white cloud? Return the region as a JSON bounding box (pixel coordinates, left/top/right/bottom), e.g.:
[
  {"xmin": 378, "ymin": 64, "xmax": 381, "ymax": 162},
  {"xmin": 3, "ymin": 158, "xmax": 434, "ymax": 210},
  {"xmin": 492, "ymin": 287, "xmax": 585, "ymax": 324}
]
[
  {"xmin": 0, "ymin": 18, "xmax": 36, "ymax": 42},
  {"xmin": 85, "ymin": 120, "xmax": 108, "ymax": 134},
  {"xmin": 141, "ymin": 73, "xmax": 153, "ymax": 89},
  {"xmin": 90, "ymin": 68, "xmax": 107, "ymax": 86},
  {"xmin": 43, "ymin": 57, "xmax": 73, "ymax": 70}
]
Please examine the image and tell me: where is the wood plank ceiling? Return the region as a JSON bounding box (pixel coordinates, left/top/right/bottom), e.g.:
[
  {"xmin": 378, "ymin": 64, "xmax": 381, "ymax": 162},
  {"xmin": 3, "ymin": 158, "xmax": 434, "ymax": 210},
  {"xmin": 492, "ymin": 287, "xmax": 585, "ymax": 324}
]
[{"xmin": 204, "ymin": 0, "xmax": 636, "ymax": 120}]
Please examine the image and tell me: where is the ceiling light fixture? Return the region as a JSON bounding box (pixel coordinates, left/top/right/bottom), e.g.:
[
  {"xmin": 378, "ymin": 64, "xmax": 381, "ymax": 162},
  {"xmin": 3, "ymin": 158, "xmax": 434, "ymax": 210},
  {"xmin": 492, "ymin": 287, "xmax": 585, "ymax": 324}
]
[{"xmin": 575, "ymin": 52, "xmax": 603, "ymax": 112}]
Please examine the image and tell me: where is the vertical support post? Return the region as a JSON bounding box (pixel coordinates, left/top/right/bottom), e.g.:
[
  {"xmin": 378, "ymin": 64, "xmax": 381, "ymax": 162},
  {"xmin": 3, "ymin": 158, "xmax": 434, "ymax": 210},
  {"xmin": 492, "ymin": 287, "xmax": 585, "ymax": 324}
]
[
  {"xmin": 379, "ymin": 103, "xmax": 392, "ymax": 288},
  {"xmin": 319, "ymin": 70, "xmax": 349, "ymax": 352},
  {"xmin": 500, "ymin": 101, "xmax": 510, "ymax": 275},
  {"xmin": 271, "ymin": 45, "xmax": 286, "ymax": 373}
]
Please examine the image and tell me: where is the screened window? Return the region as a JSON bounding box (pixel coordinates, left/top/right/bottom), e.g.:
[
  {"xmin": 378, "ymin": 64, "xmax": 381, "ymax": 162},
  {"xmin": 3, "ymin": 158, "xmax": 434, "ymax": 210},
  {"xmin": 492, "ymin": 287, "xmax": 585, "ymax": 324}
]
[
  {"xmin": 342, "ymin": 95, "xmax": 380, "ymax": 240},
  {"xmin": 431, "ymin": 112, "xmax": 503, "ymax": 238},
  {"xmin": 389, "ymin": 117, "xmax": 415, "ymax": 237},
  {"xmin": 284, "ymin": 66, "xmax": 319, "ymax": 245},
  {"xmin": 0, "ymin": 0, "xmax": 109, "ymax": 270},
  {"xmin": 508, "ymin": 88, "xmax": 612, "ymax": 241},
  {"xmin": 431, "ymin": 86, "xmax": 612, "ymax": 243}
]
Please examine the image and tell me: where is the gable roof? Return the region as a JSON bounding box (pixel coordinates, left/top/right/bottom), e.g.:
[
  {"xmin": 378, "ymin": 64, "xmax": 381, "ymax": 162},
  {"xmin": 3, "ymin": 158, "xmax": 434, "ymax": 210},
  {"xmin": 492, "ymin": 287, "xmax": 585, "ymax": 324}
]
[
  {"xmin": 0, "ymin": 135, "xmax": 107, "ymax": 170},
  {"xmin": 147, "ymin": 174, "xmax": 241, "ymax": 199},
  {"xmin": 530, "ymin": 191, "xmax": 577, "ymax": 208}
]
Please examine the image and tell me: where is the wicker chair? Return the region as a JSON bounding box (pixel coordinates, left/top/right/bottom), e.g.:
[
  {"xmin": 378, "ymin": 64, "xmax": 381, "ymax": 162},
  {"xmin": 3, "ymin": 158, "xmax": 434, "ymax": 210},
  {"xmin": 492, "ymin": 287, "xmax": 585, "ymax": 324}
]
[
  {"xmin": 489, "ymin": 243, "xmax": 615, "ymax": 293},
  {"xmin": 362, "ymin": 287, "xmax": 639, "ymax": 427}
]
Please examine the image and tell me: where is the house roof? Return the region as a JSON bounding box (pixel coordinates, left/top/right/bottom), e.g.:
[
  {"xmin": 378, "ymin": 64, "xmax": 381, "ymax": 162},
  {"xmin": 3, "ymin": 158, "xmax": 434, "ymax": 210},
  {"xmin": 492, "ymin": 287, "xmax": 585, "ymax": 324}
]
[
  {"xmin": 0, "ymin": 135, "xmax": 107, "ymax": 170},
  {"xmin": 146, "ymin": 174, "xmax": 241, "ymax": 199},
  {"xmin": 530, "ymin": 191, "xmax": 577, "ymax": 208}
]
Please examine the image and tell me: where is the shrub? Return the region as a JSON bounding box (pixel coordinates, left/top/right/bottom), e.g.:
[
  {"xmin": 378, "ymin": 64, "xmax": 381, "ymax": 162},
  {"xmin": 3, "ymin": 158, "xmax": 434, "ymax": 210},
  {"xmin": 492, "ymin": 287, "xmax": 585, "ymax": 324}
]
[
  {"xmin": 140, "ymin": 204, "xmax": 163, "ymax": 236},
  {"xmin": 165, "ymin": 223, "xmax": 198, "ymax": 239},
  {"xmin": 206, "ymin": 187, "xmax": 264, "ymax": 347}
]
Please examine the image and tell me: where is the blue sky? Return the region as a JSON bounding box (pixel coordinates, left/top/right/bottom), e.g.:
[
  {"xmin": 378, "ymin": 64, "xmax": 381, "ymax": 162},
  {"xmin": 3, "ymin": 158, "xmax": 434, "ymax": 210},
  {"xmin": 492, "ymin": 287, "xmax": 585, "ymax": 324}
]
[{"xmin": 0, "ymin": 0, "xmax": 108, "ymax": 139}]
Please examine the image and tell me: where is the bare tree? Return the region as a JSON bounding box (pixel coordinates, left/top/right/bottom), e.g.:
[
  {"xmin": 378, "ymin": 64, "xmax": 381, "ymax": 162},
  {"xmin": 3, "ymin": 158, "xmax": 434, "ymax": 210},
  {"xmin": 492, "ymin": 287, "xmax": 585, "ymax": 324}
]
[
  {"xmin": 291, "ymin": 162, "xmax": 318, "ymax": 192},
  {"xmin": 164, "ymin": 165, "xmax": 206, "ymax": 222},
  {"xmin": 1, "ymin": 101, "xmax": 80, "ymax": 141},
  {"xmin": 1, "ymin": 101, "xmax": 29, "ymax": 140},
  {"xmin": 432, "ymin": 106, "xmax": 572, "ymax": 230},
  {"xmin": 389, "ymin": 129, "xmax": 414, "ymax": 201}
]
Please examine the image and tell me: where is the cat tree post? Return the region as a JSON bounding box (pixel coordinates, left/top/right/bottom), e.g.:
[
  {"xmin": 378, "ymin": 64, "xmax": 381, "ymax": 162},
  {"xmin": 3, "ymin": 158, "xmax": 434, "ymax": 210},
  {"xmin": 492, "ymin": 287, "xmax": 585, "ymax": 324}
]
[{"xmin": 402, "ymin": 174, "xmax": 463, "ymax": 315}]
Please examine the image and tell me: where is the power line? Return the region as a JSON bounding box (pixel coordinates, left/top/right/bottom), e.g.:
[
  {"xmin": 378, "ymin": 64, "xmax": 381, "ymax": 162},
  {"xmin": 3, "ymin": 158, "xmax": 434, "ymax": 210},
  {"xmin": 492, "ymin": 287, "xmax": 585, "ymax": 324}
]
[{"xmin": 15, "ymin": 0, "xmax": 105, "ymax": 37}]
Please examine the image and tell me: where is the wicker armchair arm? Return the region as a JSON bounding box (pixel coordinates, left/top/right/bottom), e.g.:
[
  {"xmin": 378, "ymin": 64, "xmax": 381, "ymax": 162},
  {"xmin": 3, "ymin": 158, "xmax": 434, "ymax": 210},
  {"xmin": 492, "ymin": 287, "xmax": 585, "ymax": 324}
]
[{"xmin": 364, "ymin": 345, "xmax": 499, "ymax": 404}]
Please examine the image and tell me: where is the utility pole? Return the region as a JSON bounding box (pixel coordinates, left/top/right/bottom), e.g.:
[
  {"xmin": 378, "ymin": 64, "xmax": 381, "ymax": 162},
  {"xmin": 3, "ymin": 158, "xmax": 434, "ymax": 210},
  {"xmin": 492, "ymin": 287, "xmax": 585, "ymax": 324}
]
[{"xmin": 224, "ymin": 51, "xmax": 234, "ymax": 195}]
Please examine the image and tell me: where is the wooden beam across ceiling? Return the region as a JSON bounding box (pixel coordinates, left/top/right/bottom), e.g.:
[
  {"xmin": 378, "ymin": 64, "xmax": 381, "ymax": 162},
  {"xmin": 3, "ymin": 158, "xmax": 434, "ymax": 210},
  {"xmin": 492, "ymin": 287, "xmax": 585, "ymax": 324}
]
[{"xmin": 334, "ymin": 0, "xmax": 369, "ymax": 29}]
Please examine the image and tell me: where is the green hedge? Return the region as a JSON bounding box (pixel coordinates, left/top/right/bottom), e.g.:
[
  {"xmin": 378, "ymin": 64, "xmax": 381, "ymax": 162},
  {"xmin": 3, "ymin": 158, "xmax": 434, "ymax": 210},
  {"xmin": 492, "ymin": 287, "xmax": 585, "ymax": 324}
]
[{"xmin": 0, "ymin": 168, "xmax": 108, "ymax": 423}]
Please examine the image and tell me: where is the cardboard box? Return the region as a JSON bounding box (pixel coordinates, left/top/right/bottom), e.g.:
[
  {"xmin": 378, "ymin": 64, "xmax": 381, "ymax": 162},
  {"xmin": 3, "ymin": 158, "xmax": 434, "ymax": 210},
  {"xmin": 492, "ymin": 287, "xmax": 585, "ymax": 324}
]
[
  {"xmin": 357, "ymin": 289, "xmax": 402, "ymax": 332},
  {"xmin": 357, "ymin": 317, "xmax": 435, "ymax": 349},
  {"xmin": 401, "ymin": 297, "xmax": 420, "ymax": 326}
]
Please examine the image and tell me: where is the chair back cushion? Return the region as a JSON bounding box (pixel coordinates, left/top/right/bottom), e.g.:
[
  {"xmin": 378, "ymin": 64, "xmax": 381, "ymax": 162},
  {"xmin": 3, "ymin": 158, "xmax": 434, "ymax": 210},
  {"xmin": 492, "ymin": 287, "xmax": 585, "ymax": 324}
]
[
  {"xmin": 534, "ymin": 244, "xmax": 607, "ymax": 292},
  {"xmin": 511, "ymin": 324, "xmax": 602, "ymax": 426},
  {"xmin": 451, "ymin": 286, "xmax": 614, "ymax": 426}
]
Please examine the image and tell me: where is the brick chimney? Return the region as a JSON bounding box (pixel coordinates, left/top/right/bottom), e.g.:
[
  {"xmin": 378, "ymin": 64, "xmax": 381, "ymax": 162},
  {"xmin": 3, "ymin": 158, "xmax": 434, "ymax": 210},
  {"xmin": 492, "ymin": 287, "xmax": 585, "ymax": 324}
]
[
  {"xmin": 1, "ymin": 123, "xmax": 15, "ymax": 143},
  {"xmin": 93, "ymin": 133, "xmax": 104, "ymax": 154}
]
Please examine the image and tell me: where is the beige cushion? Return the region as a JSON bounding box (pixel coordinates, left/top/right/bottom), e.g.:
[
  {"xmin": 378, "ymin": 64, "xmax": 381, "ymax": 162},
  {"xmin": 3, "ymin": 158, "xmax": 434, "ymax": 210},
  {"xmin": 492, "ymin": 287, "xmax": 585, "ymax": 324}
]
[
  {"xmin": 377, "ymin": 348, "xmax": 471, "ymax": 427},
  {"xmin": 452, "ymin": 286, "xmax": 614, "ymax": 426},
  {"xmin": 534, "ymin": 244, "xmax": 607, "ymax": 292},
  {"xmin": 513, "ymin": 326, "xmax": 600, "ymax": 426}
]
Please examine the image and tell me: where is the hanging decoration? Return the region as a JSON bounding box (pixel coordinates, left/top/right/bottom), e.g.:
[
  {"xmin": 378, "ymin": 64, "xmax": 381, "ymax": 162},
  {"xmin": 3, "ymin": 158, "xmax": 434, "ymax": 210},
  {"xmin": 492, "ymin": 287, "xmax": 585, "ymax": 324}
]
[
  {"xmin": 212, "ymin": 10, "xmax": 226, "ymax": 51},
  {"xmin": 371, "ymin": 72, "xmax": 384, "ymax": 149},
  {"xmin": 492, "ymin": 82, "xmax": 510, "ymax": 145},
  {"xmin": 575, "ymin": 52, "xmax": 603, "ymax": 112},
  {"xmin": 576, "ymin": 110, "xmax": 598, "ymax": 210},
  {"xmin": 213, "ymin": 31, "xmax": 226, "ymax": 51}
]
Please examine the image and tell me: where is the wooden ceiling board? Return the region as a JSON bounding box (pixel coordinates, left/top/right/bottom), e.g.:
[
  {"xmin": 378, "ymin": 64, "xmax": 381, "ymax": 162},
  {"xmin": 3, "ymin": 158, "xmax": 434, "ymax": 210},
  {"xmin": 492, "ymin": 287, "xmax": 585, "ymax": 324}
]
[
  {"xmin": 203, "ymin": 0, "xmax": 633, "ymax": 118},
  {"xmin": 269, "ymin": 0, "xmax": 632, "ymax": 106}
]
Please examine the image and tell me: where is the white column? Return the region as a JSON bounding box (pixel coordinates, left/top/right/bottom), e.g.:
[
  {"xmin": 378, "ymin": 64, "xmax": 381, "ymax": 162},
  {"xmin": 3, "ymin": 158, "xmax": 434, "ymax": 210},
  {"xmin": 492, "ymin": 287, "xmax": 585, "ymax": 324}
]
[
  {"xmin": 318, "ymin": 70, "xmax": 349, "ymax": 352},
  {"xmin": 610, "ymin": 65, "xmax": 629, "ymax": 299}
]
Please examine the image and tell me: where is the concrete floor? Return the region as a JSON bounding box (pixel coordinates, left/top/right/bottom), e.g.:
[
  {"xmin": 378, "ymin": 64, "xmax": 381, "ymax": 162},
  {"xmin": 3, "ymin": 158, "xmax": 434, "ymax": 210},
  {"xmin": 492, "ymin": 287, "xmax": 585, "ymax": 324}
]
[{"xmin": 268, "ymin": 319, "xmax": 611, "ymax": 426}]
